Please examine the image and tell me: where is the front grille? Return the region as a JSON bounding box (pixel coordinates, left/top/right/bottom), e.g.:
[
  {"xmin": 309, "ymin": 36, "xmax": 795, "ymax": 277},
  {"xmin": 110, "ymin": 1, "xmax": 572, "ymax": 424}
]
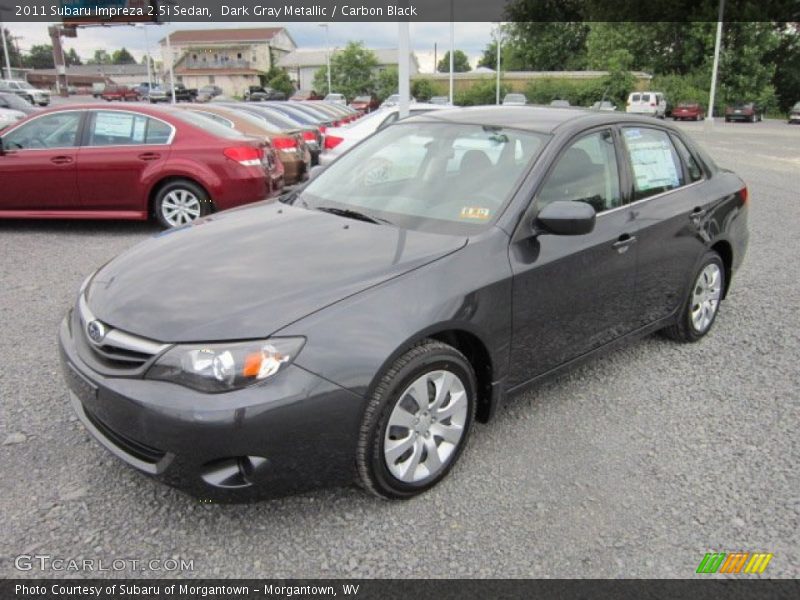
[
  {"xmin": 76, "ymin": 295, "xmax": 168, "ymax": 372},
  {"xmin": 84, "ymin": 408, "xmax": 166, "ymax": 464}
]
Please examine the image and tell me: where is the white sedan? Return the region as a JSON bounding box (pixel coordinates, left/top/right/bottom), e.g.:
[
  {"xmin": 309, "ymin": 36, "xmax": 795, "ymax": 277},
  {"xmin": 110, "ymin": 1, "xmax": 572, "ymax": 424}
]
[
  {"xmin": 0, "ymin": 107, "xmax": 25, "ymax": 131},
  {"xmin": 319, "ymin": 103, "xmax": 448, "ymax": 166}
]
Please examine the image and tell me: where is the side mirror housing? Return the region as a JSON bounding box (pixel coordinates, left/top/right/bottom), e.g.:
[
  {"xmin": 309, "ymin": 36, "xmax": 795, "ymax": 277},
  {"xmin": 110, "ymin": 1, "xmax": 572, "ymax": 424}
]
[{"xmin": 534, "ymin": 200, "xmax": 596, "ymax": 236}]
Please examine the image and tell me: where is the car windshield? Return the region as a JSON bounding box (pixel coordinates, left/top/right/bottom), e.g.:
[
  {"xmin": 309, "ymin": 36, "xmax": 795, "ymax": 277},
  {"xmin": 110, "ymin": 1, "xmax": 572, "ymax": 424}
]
[
  {"xmin": 678, "ymin": 102, "xmax": 697, "ymax": 108},
  {"xmin": 15, "ymin": 81, "xmax": 36, "ymax": 90},
  {"xmin": 296, "ymin": 122, "xmax": 549, "ymax": 235},
  {"xmin": 734, "ymin": 102, "xmax": 752, "ymax": 108}
]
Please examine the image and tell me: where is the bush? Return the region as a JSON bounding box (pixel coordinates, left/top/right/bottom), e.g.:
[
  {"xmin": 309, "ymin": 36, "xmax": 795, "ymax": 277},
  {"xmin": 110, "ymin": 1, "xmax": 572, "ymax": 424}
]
[
  {"xmin": 411, "ymin": 79, "xmax": 437, "ymax": 102},
  {"xmin": 454, "ymin": 80, "xmax": 510, "ymax": 106}
]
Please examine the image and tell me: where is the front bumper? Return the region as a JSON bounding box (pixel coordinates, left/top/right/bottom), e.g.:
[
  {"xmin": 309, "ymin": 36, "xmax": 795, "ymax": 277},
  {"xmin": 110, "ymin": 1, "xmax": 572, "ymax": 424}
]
[{"xmin": 59, "ymin": 314, "xmax": 364, "ymax": 501}]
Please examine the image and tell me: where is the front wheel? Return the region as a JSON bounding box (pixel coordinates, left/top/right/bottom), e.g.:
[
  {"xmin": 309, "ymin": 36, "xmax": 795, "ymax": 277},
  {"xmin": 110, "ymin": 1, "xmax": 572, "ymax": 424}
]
[
  {"xmin": 153, "ymin": 180, "xmax": 212, "ymax": 228},
  {"xmin": 356, "ymin": 340, "xmax": 476, "ymax": 499},
  {"xmin": 662, "ymin": 251, "xmax": 725, "ymax": 343}
]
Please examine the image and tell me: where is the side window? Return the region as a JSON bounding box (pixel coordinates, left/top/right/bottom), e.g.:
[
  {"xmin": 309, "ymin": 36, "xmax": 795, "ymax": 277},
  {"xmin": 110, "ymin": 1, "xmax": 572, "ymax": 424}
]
[
  {"xmin": 622, "ymin": 127, "xmax": 685, "ymax": 200},
  {"xmin": 670, "ymin": 134, "xmax": 704, "ymax": 183},
  {"xmin": 2, "ymin": 112, "xmax": 81, "ymax": 150},
  {"xmin": 537, "ymin": 129, "xmax": 622, "ymax": 213},
  {"xmin": 89, "ymin": 112, "xmax": 171, "ymax": 146}
]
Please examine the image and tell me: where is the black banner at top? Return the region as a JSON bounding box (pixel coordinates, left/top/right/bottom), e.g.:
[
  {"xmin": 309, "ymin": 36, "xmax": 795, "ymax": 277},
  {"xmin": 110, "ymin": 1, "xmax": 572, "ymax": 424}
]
[{"xmin": 0, "ymin": 0, "xmax": 799, "ymax": 22}]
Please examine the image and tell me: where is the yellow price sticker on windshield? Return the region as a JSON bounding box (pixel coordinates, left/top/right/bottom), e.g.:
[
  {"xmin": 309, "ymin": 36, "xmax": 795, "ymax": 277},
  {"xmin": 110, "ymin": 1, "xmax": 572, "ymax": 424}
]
[{"xmin": 460, "ymin": 207, "xmax": 491, "ymax": 220}]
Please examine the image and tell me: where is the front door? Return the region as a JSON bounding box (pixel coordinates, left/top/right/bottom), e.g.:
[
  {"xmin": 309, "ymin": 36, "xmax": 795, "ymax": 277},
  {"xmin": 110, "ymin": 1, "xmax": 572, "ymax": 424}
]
[
  {"xmin": 508, "ymin": 128, "xmax": 638, "ymax": 387},
  {"xmin": 0, "ymin": 111, "xmax": 83, "ymax": 211}
]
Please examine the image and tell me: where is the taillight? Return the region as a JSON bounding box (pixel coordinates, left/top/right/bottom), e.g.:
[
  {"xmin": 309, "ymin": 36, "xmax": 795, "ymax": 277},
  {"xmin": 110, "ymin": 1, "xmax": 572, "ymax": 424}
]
[
  {"xmin": 334, "ymin": 120, "xmax": 343, "ymax": 126},
  {"xmin": 302, "ymin": 131, "xmax": 316, "ymax": 142},
  {"xmin": 223, "ymin": 146, "xmax": 263, "ymax": 167},
  {"xmin": 271, "ymin": 136, "xmax": 298, "ymax": 150},
  {"xmin": 740, "ymin": 186, "xmax": 749, "ymax": 205},
  {"xmin": 324, "ymin": 135, "xmax": 343, "ymax": 150},
  {"xmin": 319, "ymin": 125, "xmax": 327, "ymax": 134}
]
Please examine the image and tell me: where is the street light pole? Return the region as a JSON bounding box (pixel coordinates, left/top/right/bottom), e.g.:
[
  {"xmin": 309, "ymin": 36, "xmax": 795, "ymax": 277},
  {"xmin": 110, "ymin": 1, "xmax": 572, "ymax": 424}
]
[
  {"xmin": 138, "ymin": 23, "xmax": 152, "ymax": 91},
  {"xmin": 319, "ymin": 24, "xmax": 331, "ymax": 94},
  {"xmin": 708, "ymin": 0, "xmax": 725, "ymax": 123},
  {"xmin": 495, "ymin": 25, "xmax": 502, "ymax": 105},
  {"xmin": 166, "ymin": 30, "xmax": 176, "ymax": 104},
  {"xmin": 1, "ymin": 21, "xmax": 12, "ymax": 80},
  {"xmin": 398, "ymin": 22, "xmax": 410, "ymax": 119}
]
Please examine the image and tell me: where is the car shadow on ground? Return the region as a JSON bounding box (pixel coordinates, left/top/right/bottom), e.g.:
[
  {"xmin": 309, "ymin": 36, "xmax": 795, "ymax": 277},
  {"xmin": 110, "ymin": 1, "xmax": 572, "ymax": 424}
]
[{"xmin": 0, "ymin": 219, "xmax": 162, "ymax": 236}]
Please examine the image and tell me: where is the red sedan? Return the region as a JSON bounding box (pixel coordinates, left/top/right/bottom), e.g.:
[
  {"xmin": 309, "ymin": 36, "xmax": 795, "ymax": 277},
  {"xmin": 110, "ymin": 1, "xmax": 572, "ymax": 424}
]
[
  {"xmin": 672, "ymin": 102, "xmax": 705, "ymax": 121},
  {"xmin": 0, "ymin": 104, "xmax": 282, "ymax": 228}
]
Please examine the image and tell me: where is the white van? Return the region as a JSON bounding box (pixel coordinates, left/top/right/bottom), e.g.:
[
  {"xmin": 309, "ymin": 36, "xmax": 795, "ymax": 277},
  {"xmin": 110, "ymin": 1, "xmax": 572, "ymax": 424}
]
[{"xmin": 626, "ymin": 91, "xmax": 667, "ymax": 118}]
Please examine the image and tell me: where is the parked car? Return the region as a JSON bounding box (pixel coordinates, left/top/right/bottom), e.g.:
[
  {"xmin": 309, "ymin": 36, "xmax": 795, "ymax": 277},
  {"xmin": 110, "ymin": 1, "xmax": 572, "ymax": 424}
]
[
  {"xmin": 196, "ymin": 85, "xmax": 223, "ymax": 103},
  {"xmin": 149, "ymin": 84, "xmax": 197, "ymax": 103},
  {"xmin": 591, "ymin": 101, "xmax": 617, "ymax": 111},
  {"xmin": 92, "ymin": 83, "xmax": 106, "ymax": 98},
  {"xmin": 725, "ymin": 102, "xmax": 763, "ymax": 123},
  {"xmin": 789, "ymin": 101, "xmax": 800, "ymax": 124},
  {"xmin": 217, "ymin": 103, "xmax": 313, "ymax": 183},
  {"xmin": 319, "ymin": 103, "xmax": 449, "ymax": 166},
  {"xmin": 549, "ymin": 99, "xmax": 571, "ymax": 108},
  {"xmin": 134, "ymin": 82, "xmax": 152, "ymax": 97},
  {"xmin": 0, "ymin": 105, "xmax": 279, "ymax": 228},
  {"xmin": 672, "ymin": 102, "xmax": 705, "ymax": 121},
  {"xmin": 380, "ymin": 94, "xmax": 418, "ymax": 108},
  {"xmin": 290, "ymin": 89, "xmax": 323, "ymax": 101},
  {"xmin": 168, "ymin": 105, "xmax": 285, "ymax": 192},
  {"xmin": 244, "ymin": 86, "xmax": 286, "ymax": 102},
  {"xmin": 0, "ymin": 91, "xmax": 42, "ymax": 115},
  {"xmin": 349, "ymin": 94, "xmax": 380, "ymax": 113},
  {"xmin": 324, "ymin": 93, "xmax": 347, "ymax": 105},
  {"xmin": 502, "ymin": 93, "xmax": 528, "ymax": 106},
  {"xmin": 429, "ymin": 96, "xmax": 450, "ymax": 105},
  {"xmin": 0, "ymin": 79, "xmax": 51, "ymax": 106},
  {"xmin": 626, "ymin": 91, "xmax": 667, "ymax": 118},
  {"xmin": 58, "ymin": 107, "xmax": 749, "ymax": 502},
  {"xmin": 0, "ymin": 107, "xmax": 25, "ymax": 130},
  {"xmin": 307, "ymin": 101, "xmax": 359, "ymax": 125},
  {"xmin": 101, "ymin": 85, "xmax": 140, "ymax": 102}
]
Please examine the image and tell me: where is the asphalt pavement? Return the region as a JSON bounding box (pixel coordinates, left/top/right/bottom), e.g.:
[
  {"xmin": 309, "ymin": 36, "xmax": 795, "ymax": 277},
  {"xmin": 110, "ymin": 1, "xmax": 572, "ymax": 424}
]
[{"xmin": 0, "ymin": 117, "xmax": 798, "ymax": 579}]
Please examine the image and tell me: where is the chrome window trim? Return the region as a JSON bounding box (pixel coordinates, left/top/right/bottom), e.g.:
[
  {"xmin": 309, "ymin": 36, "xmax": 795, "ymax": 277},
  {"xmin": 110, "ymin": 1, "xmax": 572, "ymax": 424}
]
[{"xmin": 596, "ymin": 179, "xmax": 706, "ymax": 218}]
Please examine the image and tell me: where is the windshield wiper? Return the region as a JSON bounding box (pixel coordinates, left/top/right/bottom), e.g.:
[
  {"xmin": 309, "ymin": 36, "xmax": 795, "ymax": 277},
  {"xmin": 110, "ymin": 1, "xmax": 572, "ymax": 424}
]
[{"xmin": 316, "ymin": 206, "xmax": 392, "ymax": 226}]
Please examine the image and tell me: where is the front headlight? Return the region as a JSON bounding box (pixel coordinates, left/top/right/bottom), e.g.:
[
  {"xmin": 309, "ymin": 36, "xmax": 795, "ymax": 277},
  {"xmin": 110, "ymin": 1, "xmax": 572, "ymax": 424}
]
[{"xmin": 146, "ymin": 337, "xmax": 305, "ymax": 393}]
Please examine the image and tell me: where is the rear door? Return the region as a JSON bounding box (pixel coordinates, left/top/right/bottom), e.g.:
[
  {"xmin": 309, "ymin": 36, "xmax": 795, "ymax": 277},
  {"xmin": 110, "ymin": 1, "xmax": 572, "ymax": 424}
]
[
  {"xmin": 619, "ymin": 126, "xmax": 711, "ymax": 327},
  {"xmin": 76, "ymin": 110, "xmax": 172, "ymax": 213},
  {"xmin": 0, "ymin": 111, "xmax": 83, "ymax": 211},
  {"xmin": 508, "ymin": 128, "xmax": 638, "ymax": 387}
]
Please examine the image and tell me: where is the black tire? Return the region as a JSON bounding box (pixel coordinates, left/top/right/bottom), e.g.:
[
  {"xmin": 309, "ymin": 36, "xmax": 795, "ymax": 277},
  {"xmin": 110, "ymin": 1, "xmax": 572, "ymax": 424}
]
[
  {"xmin": 356, "ymin": 339, "xmax": 477, "ymax": 500},
  {"xmin": 153, "ymin": 179, "xmax": 212, "ymax": 229},
  {"xmin": 662, "ymin": 251, "xmax": 725, "ymax": 343}
]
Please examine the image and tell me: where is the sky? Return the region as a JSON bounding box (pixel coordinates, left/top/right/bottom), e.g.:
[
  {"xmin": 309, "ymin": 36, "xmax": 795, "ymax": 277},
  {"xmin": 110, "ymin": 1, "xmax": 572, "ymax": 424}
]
[{"xmin": 2, "ymin": 21, "xmax": 501, "ymax": 72}]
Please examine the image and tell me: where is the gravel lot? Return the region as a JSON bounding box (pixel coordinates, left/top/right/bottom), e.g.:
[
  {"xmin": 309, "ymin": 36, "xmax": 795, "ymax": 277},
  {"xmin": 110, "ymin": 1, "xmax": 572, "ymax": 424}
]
[{"xmin": 1, "ymin": 118, "xmax": 798, "ymax": 579}]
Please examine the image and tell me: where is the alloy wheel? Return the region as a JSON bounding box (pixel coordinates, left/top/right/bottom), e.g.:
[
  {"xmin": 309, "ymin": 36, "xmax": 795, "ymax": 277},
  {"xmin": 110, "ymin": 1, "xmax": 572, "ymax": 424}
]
[
  {"xmin": 383, "ymin": 370, "xmax": 468, "ymax": 483},
  {"xmin": 161, "ymin": 189, "xmax": 201, "ymax": 227},
  {"xmin": 691, "ymin": 263, "xmax": 722, "ymax": 333}
]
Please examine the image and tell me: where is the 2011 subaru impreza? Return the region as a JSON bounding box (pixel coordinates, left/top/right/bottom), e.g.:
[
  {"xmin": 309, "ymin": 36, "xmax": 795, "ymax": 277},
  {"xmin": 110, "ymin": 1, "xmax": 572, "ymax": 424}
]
[{"xmin": 59, "ymin": 106, "xmax": 748, "ymax": 501}]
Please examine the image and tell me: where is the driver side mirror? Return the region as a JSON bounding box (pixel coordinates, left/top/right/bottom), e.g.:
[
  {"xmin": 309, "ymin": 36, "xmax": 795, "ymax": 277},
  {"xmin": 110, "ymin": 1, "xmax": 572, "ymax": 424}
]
[{"xmin": 534, "ymin": 200, "xmax": 596, "ymax": 236}]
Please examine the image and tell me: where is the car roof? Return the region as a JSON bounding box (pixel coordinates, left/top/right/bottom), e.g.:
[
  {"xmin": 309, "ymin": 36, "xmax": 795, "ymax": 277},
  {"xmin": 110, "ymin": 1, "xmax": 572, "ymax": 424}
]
[{"xmin": 406, "ymin": 105, "xmax": 673, "ymax": 135}]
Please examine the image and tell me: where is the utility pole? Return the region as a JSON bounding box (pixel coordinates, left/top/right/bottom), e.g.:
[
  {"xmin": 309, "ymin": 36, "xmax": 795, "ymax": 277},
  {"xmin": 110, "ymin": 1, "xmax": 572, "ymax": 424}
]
[
  {"xmin": 48, "ymin": 25, "xmax": 69, "ymax": 97},
  {"xmin": 1, "ymin": 22, "xmax": 12, "ymax": 80},
  {"xmin": 708, "ymin": 0, "xmax": 725, "ymax": 122},
  {"xmin": 495, "ymin": 25, "xmax": 502, "ymax": 105},
  {"xmin": 166, "ymin": 30, "xmax": 176, "ymax": 104},
  {"xmin": 319, "ymin": 24, "xmax": 331, "ymax": 94},
  {"xmin": 398, "ymin": 22, "xmax": 410, "ymax": 119}
]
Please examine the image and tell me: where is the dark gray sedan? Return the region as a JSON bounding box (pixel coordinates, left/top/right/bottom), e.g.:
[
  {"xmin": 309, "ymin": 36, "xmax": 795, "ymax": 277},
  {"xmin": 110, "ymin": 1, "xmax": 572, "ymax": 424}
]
[{"xmin": 59, "ymin": 107, "xmax": 748, "ymax": 501}]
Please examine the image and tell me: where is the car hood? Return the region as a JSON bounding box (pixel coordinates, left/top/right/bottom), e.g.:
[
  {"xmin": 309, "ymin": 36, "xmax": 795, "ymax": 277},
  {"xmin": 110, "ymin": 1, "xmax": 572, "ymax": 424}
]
[{"xmin": 86, "ymin": 202, "xmax": 467, "ymax": 343}]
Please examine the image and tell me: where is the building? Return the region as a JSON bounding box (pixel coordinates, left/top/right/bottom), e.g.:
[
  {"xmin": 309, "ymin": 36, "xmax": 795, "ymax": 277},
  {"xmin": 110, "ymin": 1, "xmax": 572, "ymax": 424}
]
[
  {"xmin": 278, "ymin": 48, "xmax": 419, "ymax": 92},
  {"xmin": 25, "ymin": 64, "xmax": 153, "ymax": 93},
  {"xmin": 160, "ymin": 27, "xmax": 296, "ymax": 97}
]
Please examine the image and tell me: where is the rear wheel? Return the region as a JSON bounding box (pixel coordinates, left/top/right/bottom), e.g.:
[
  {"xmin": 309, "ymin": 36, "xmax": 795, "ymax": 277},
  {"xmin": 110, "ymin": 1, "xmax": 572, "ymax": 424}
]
[
  {"xmin": 662, "ymin": 252, "xmax": 725, "ymax": 343},
  {"xmin": 356, "ymin": 340, "xmax": 476, "ymax": 499},
  {"xmin": 153, "ymin": 180, "xmax": 212, "ymax": 228}
]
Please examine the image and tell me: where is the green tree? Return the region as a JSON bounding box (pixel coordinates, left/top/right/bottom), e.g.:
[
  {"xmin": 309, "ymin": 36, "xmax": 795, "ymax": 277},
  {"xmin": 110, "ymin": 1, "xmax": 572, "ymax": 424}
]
[
  {"xmin": 437, "ymin": 50, "xmax": 471, "ymax": 73},
  {"xmin": 87, "ymin": 49, "xmax": 112, "ymax": 65},
  {"xmin": 261, "ymin": 67, "xmax": 294, "ymax": 96},
  {"xmin": 111, "ymin": 47, "xmax": 136, "ymax": 65},
  {"xmin": 24, "ymin": 44, "xmax": 55, "ymax": 69},
  {"xmin": 374, "ymin": 66, "xmax": 398, "ymax": 101},
  {"xmin": 411, "ymin": 78, "xmax": 437, "ymax": 101},
  {"xmin": 500, "ymin": 22, "xmax": 589, "ymax": 71},
  {"xmin": 312, "ymin": 41, "xmax": 378, "ymax": 100},
  {"xmin": 64, "ymin": 48, "xmax": 82, "ymax": 66},
  {"xmin": 769, "ymin": 25, "xmax": 800, "ymax": 113}
]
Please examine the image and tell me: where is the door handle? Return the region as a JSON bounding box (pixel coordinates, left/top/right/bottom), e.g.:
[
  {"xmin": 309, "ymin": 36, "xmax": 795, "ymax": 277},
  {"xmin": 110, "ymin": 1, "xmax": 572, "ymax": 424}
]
[
  {"xmin": 612, "ymin": 234, "xmax": 637, "ymax": 254},
  {"xmin": 137, "ymin": 152, "xmax": 161, "ymax": 161},
  {"xmin": 50, "ymin": 156, "xmax": 73, "ymax": 165}
]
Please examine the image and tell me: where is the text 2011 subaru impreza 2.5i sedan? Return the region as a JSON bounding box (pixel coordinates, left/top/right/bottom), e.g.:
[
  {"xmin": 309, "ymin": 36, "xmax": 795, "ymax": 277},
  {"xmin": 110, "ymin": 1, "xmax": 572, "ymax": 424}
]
[{"xmin": 59, "ymin": 106, "xmax": 749, "ymax": 502}]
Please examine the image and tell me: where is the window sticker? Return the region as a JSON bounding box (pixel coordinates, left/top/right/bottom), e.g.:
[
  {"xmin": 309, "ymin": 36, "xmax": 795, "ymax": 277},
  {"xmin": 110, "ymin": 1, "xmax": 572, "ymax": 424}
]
[
  {"xmin": 626, "ymin": 137, "xmax": 680, "ymax": 191},
  {"xmin": 460, "ymin": 207, "xmax": 491, "ymax": 220},
  {"xmin": 132, "ymin": 117, "xmax": 146, "ymax": 143},
  {"xmin": 94, "ymin": 112, "xmax": 134, "ymax": 138}
]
